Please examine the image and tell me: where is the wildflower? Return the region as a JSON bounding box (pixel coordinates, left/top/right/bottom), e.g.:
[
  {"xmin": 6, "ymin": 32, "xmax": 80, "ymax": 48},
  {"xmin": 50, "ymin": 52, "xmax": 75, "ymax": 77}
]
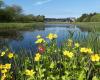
[
  {"xmin": 91, "ymin": 54, "xmax": 100, "ymax": 62},
  {"xmin": 46, "ymin": 33, "xmax": 57, "ymax": 40},
  {"xmin": 63, "ymin": 50, "xmax": 74, "ymax": 58},
  {"xmin": 36, "ymin": 35, "xmax": 41, "ymax": 39},
  {"xmin": 3, "ymin": 63, "xmax": 11, "ymax": 69},
  {"xmin": 1, "ymin": 69, "xmax": 7, "ymax": 73},
  {"xmin": 25, "ymin": 69, "xmax": 35, "ymax": 76},
  {"xmin": 34, "ymin": 53, "xmax": 41, "ymax": 61},
  {"xmin": 75, "ymin": 43, "xmax": 80, "ymax": 47},
  {"xmin": 1, "ymin": 74, "xmax": 6, "ymax": 80},
  {"xmin": 87, "ymin": 48, "xmax": 93, "ymax": 54},
  {"xmin": 80, "ymin": 47, "xmax": 93, "ymax": 54},
  {"xmin": 1, "ymin": 51, "xmax": 6, "ymax": 56},
  {"xmin": 80, "ymin": 47, "xmax": 87, "ymax": 53},
  {"xmin": 38, "ymin": 44, "xmax": 45, "ymax": 53},
  {"xmin": 36, "ymin": 53, "xmax": 41, "ymax": 57},
  {"xmin": 8, "ymin": 53, "xmax": 14, "ymax": 59},
  {"xmin": 35, "ymin": 38, "xmax": 45, "ymax": 44}
]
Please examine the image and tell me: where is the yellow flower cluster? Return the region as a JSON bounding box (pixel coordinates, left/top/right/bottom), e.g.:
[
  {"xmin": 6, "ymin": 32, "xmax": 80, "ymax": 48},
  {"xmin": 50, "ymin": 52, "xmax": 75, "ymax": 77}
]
[
  {"xmin": 91, "ymin": 54, "xmax": 100, "ymax": 62},
  {"xmin": 0, "ymin": 63, "xmax": 11, "ymax": 70},
  {"xmin": 46, "ymin": 33, "xmax": 57, "ymax": 40},
  {"xmin": 1, "ymin": 51, "xmax": 14, "ymax": 59},
  {"xmin": 25, "ymin": 69, "xmax": 35, "ymax": 77},
  {"xmin": 80, "ymin": 47, "xmax": 93, "ymax": 54},
  {"xmin": 34, "ymin": 53, "xmax": 41, "ymax": 61},
  {"xmin": 35, "ymin": 38, "xmax": 45, "ymax": 44},
  {"xmin": 63, "ymin": 50, "xmax": 74, "ymax": 58},
  {"xmin": 0, "ymin": 63, "xmax": 11, "ymax": 80}
]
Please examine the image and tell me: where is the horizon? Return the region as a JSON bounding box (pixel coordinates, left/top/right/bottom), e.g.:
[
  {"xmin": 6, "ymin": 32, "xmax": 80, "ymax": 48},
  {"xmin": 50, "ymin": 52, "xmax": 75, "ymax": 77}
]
[{"xmin": 4, "ymin": 0, "xmax": 100, "ymax": 18}]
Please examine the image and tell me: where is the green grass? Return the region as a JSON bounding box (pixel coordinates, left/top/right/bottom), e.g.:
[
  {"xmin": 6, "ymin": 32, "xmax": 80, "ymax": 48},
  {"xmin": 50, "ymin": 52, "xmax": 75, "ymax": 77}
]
[
  {"xmin": 46, "ymin": 22, "xmax": 68, "ymax": 24},
  {"xmin": 0, "ymin": 22, "xmax": 44, "ymax": 30},
  {"xmin": 72, "ymin": 22, "xmax": 100, "ymax": 31}
]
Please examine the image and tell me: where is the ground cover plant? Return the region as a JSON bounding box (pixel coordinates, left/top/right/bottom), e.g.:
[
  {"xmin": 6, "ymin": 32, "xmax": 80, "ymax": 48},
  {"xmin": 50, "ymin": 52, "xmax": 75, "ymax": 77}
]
[{"xmin": 0, "ymin": 33, "xmax": 100, "ymax": 80}]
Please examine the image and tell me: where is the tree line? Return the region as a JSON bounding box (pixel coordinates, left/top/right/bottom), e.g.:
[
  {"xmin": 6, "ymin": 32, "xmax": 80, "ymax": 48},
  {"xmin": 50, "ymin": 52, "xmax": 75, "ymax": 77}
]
[
  {"xmin": 0, "ymin": 1, "xmax": 45, "ymax": 22},
  {"xmin": 76, "ymin": 13, "xmax": 100, "ymax": 22}
]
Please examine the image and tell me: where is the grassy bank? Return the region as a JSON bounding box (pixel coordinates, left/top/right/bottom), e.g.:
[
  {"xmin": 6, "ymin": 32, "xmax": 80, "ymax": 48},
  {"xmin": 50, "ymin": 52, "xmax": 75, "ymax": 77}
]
[
  {"xmin": 72, "ymin": 22, "xmax": 100, "ymax": 31},
  {"xmin": 46, "ymin": 22, "xmax": 68, "ymax": 24},
  {"xmin": 0, "ymin": 22, "xmax": 44, "ymax": 30}
]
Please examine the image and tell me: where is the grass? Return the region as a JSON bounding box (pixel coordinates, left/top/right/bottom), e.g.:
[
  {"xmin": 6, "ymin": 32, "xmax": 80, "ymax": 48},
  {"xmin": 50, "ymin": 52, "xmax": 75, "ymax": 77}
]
[
  {"xmin": 46, "ymin": 22, "xmax": 100, "ymax": 31},
  {"xmin": 72, "ymin": 22, "xmax": 100, "ymax": 31},
  {"xmin": 0, "ymin": 32, "xmax": 100, "ymax": 80},
  {"xmin": 46, "ymin": 22, "xmax": 68, "ymax": 24},
  {"xmin": 0, "ymin": 22, "xmax": 44, "ymax": 30}
]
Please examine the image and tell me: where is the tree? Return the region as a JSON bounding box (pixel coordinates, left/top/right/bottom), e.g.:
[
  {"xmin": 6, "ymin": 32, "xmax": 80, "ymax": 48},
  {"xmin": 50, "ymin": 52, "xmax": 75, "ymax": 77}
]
[
  {"xmin": 0, "ymin": 1, "xmax": 4, "ymax": 8},
  {"xmin": 0, "ymin": 1, "xmax": 45, "ymax": 22},
  {"xmin": 77, "ymin": 13, "xmax": 97, "ymax": 22}
]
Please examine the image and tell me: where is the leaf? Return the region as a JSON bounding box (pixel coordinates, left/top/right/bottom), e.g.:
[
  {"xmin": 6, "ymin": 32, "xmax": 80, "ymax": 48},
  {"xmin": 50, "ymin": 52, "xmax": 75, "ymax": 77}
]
[
  {"xmin": 92, "ymin": 76, "xmax": 99, "ymax": 80},
  {"xmin": 78, "ymin": 70, "xmax": 85, "ymax": 80}
]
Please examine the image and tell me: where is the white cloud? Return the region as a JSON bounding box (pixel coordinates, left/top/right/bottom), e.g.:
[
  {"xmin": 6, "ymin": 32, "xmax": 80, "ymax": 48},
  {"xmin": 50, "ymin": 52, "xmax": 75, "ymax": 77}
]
[{"xmin": 35, "ymin": 0, "xmax": 52, "ymax": 5}]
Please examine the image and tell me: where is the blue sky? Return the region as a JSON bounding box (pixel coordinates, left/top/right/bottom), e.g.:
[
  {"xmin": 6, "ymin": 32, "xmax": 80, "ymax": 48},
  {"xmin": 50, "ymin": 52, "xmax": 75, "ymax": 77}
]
[{"xmin": 4, "ymin": 0, "xmax": 100, "ymax": 18}]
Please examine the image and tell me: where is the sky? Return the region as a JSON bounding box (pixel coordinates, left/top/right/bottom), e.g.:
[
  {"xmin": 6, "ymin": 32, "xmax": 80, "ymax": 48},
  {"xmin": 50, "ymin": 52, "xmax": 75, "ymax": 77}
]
[{"xmin": 4, "ymin": 0, "xmax": 100, "ymax": 18}]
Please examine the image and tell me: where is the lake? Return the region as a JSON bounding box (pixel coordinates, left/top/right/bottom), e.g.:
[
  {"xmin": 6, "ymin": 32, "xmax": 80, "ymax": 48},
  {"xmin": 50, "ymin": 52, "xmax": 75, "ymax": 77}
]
[{"xmin": 0, "ymin": 24, "xmax": 99, "ymax": 54}]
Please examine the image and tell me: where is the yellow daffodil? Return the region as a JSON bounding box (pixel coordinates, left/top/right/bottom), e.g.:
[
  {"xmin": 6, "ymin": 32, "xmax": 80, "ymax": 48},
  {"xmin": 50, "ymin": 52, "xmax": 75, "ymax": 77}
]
[
  {"xmin": 8, "ymin": 53, "xmax": 14, "ymax": 59},
  {"xmin": 75, "ymin": 43, "xmax": 80, "ymax": 47},
  {"xmin": 34, "ymin": 53, "xmax": 41, "ymax": 61},
  {"xmin": 1, "ymin": 51, "xmax": 6, "ymax": 56},
  {"xmin": 36, "ymin": 35, "xmax": 41, "ymax": 38},
  {"xmin": 35, "ymin": 38, "xmax": 45, "ymax": 44},
  {"xmin": 46, "ymin": 33, "xmax": 57, "ymax": 40},
  {"xmin": 63, "ymin": 50, "xmax": 74, "ymax": 58},
  {"xmin": 91, "ymin": 54, "xmax": 100, "ymax": 62},
  {"xmin": 3, "ymin": 63, "xmax": 11, "ymax": 69},
  {"xmin": 25, "ymin": 69, "xmax": 35, "ymax": 76}
]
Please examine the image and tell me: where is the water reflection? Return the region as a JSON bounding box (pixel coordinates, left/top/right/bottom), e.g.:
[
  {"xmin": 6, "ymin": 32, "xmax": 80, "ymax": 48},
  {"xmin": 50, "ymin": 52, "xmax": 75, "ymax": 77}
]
[
  {"xmin": 0, "ymin": 24, "xmax": 98, "ymax": 54},
  {"xmin": 0, "ymin": 30, "xmax": 23, "ymax": 40}
]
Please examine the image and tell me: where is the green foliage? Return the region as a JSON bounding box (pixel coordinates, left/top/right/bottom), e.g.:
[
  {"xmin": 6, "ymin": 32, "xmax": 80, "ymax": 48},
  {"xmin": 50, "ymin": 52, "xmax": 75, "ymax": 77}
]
[
  {"xmin": 73, "ymin": 22, "xmax": 100, "ymax": 31},
  {"xmin": 91, "ymin": 14, "xmax": 100, "ymax": 22},
  {"xmin": 0, "ymin": 32, "xmax": 100, "ymax": 80},
  {"xmin": 0, "ymin": 22, "xmax": 44, "ymax": 30},
  {"xmin": 0, "ymin": 1, "xmax": 45, "ymax": 22},
  {"xmin": 76, "ymin": 13, "xmax": 100, "ymax": 22}
]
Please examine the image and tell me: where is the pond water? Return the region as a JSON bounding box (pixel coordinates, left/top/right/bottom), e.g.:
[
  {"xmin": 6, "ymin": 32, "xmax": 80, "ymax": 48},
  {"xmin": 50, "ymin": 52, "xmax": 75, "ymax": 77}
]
[{"xmin": 0, "ymin": 24, "xmax": 93, "ymax": 53}]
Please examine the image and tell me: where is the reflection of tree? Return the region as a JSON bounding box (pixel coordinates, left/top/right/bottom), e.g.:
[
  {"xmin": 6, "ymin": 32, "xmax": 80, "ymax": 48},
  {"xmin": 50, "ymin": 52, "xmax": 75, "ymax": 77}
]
[
  {"xmin": 0, "ymin": 30, "xmax": 23, "ymax": 40},
  {"xmin": 0, "ymin": 30, "xmax": 24, "ymax": 48}
]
